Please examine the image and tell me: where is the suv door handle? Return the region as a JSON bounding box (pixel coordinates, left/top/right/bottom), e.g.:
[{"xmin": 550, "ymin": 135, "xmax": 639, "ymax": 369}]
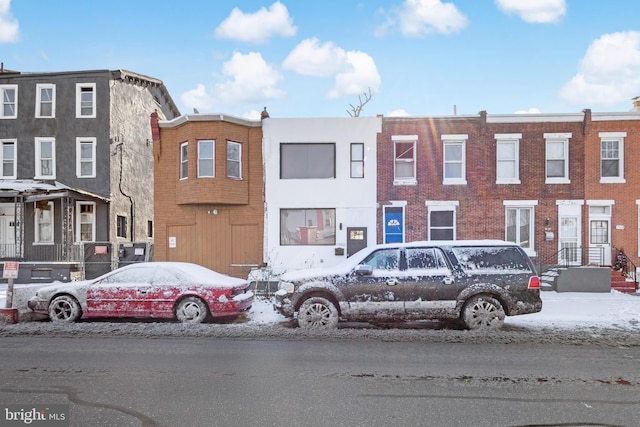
[
  {"xmin": 443, "ymin": 277, "xmax": 454, "ymax": 285},
  {"xmin": 386, "ymin": 279, "xmax": 399, "ymax": 286}
]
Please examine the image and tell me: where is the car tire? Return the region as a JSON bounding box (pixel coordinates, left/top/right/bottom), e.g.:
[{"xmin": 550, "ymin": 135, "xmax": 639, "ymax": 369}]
[
  {"xmin": 48, "ymin": 295, "xmax": 82, "ymax": 323},
  {"xmin": 462, "ymin": 295, "xmax": 505, "ymax": 330},
  {"xmin": 297, "ymin": 296, "xmax": 339, "ymax": 329},
  {"xmin": 175, "ymin": 297, "xmax": 209, "ymax": 323}
]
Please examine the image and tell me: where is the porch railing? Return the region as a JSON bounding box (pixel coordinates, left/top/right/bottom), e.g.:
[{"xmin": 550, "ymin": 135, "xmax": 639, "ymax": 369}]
[
  {"xmin": 0, "ymin": 244, "xmax": 84, "ymax": 263},
  {"xmin": 537, "ymin": 246, "xmax": 605, "ymax": 275}
]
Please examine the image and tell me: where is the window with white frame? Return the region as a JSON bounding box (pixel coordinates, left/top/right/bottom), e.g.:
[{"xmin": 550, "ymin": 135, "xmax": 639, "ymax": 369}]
[
  {"xmin": 197, "ymin": 140, "xmax": 214, "ymax": 178},
  {"xmin": 180, "ymin": 142, "xmax": 188, "ymax": 179},
  {"xmin": 77, "ymin": 202, "xmax": 95, "ymax": 242},
  {"xmin": 545, "ymin": 133, "xmax": 571, "ymax": 183},
  {"xmin": 76, "ymin": 83, "xmax": 96, "ymax": 118},
  {"xmin": 442, "ymin": 134, "xmax": 467, "ymax": 185},
  {"xmin": 426, "ymin": 202, "xmax": 458, "ymax": 240},
  {"xmin": 227, "ymin": 141, "xmax": 242, "ymax": 179},
  {"xmin": 0, "ymin": 85, "xmax": 17, "ymax": 119},
  {"xmin": 76, "ymin": 137, "xmax": 96, "ymax": 178},
  {"xmin": 36, "ymin": 84, "xmax": 55, "ymax": 118},
  {"xmin": 34, "ymin": 201, "xmax": 54, "ymax": 244},
  {"xmin": 496, "ymin": 134, "xmax": 521, "ymax": 184},
  {"xmin": 392, "ymin": 135, "xmax": 416, "ymax": 184},
  {"xmin": 0, "ymin": 139, "xmax": 16, "ymax": 178},
  {"xmin": 350, "ymin": 143, "xmax": 364, "ymax": 178},
  {"xmin": 35, "ymin": 137, "xmax": 55, "ymax": 179},
  {"xmin": 280, "ymin": 143, "xmax": 335, "ymax": 179},
  {"xmin": 600, "ymin": 132, "xmax": 625, "ymax": 183},
  {"xmin": 504, "ymin": 201, "xmax": 537, "ymax": 255}
]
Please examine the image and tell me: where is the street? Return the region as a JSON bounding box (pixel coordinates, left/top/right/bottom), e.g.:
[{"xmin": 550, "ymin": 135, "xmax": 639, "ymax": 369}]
[{"xmin": 0, "ymin": 335, "xmax": 638, "ymax": 427}]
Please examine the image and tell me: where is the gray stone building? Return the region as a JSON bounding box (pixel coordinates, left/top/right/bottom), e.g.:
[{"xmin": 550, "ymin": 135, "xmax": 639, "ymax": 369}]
[{"xmin": 0, "ymin": 67, "xmax": 179, "ymax": 280}]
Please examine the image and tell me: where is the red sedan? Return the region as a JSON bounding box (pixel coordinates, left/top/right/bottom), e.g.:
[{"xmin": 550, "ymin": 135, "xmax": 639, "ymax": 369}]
[{"xmin": 27, "ymin": 262, "xmax": 254, "ymax": 323}]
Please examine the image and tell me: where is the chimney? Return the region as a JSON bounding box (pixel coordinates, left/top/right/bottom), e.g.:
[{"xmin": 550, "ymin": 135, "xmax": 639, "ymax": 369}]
[
  {"xmin": 261, "ymin": 107, "xmax": 269, "ymax": 120},
  {"xmin": 632, "ymin": 97, "xmax": 640, "ymax": 112}
]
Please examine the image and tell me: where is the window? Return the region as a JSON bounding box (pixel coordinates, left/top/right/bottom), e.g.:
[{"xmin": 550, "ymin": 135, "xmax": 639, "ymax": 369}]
[
  {"xmin": 452, "ymin": 247, "xmax": 532, "ymax": 274},
  {"xmin": 180, "ymin": 142, "xmax": 188, "ymax": 179},
  {"xmin": 504, "ymin": 201, "xmax": 537, "ymax": 255},
  {"xmin": 545, "ymin": 133, "xmax": 571, "ymax": 183},
  {"xmin": 116, "ymin": 215, "xmax": 127, "ymax": 238},
  {"xmin": 350, "ymin": 143, "xmax": 364, "ymax": 178},
  {"xmin": 197, "ymin": 140, "xmax": 214, "ymax": 177},
  {"xmin": 76, "ymin": 83, "xmax": 96, "ymax": 118},
  {"xmin": 147, "ymin": 220, "xmax": 153, "ymax": 238},
  {"xmin": 280, "ymin": 208, "xmax": 336, "ymax": 245},
  {"xmin": 600, "ymin": 132, "xmax": 625, "ymax": 183},
  {"xmin": 0, "ymin": 139, "xmax": 16, "ymax": 178},
  {"xmin": 34, "ymin": 201, "xmax": 54, "ymax": 244},
  {"xmin": 361, "ymin": 248, "xmax": 400, "ymax": 271},
  {"xmin": 392, "ymin": 135, "xmax": 416, "ymax": 184},
  {"xmin": 496, "ymin": 134, "xmax": 520, "ymax": 184},
  {"xmin": 405, "ymin": 248, "xmax": 448, "ymax": 271},
  {"xmin": 227, "ymin": 141, "xmax": 242, "ymax": 179},
  {"xmin": 76, "ymin": 138, "xmax": 96, "ymax": 178},
  {"xmin": 35, "ymin": 137, "xmax": 55, "ymax": 179},
  {"xmin": 36, "ymin": 84, "xmax": 55, "ymax": 118},
  {"xmin": 77, "ymin": 202, "xmax": 95, "ymax": 242},
  {"xmin": 280, "ymin": 143, "xmax": 335, "ymax": 179},
  {"xmin": 426, "ymin": 202, "xmax": 458, "ymax": 240},
  {"xmin": 442, "ymin": 134, "xmax": 467, "ymax": 184},
  {"xmin": 0, "ymin": 85, "xmax": 17, "ymax": 119}
]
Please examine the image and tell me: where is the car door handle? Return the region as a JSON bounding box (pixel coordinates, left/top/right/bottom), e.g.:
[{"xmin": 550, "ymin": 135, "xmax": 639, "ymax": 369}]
[
  {"xmin": 386, "ymin": 279, "xmax": 399, "ymax": 286},
  {"xmin": 139, "ymin": 289, "xmax": 149, "ymax": 294},
  {"xmin": 443, "ymin": 277, "xmax": 454, "ymax": 285}
]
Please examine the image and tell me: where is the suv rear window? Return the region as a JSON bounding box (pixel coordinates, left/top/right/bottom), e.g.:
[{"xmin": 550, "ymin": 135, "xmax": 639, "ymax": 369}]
[{"xmin": 452, "ymin": 246, "xmax": 532, "ymax": 273}]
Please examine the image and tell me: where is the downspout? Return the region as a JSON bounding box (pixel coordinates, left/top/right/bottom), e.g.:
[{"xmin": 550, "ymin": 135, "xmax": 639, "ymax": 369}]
[{"xmin": 117, "ymin": 143, "xmax": 134, "ymax": 241}]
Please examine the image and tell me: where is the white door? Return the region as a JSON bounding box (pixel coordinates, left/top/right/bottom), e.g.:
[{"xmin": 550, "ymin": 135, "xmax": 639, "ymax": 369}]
[
  {"xmin": 0, "ymin": 214, "xmax": 16, "ymax": 257},
  {"xmin": 559, "ymin": 216, "xmax": 580, "ymax": 265},
  {"xmin": 588, "ymin": 204, "xmax": 612, "ymax": 266}
]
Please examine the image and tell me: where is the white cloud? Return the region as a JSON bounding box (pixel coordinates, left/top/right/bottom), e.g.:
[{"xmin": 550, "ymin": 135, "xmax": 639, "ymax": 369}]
[
  {"xmin": 180, "ymin": 52, "xmax": 284, "ymax": 113},
  {"xmin": 283, "ymin": 38, "xmax": 381, "ymax": 99},
  {"xmin": 387, "ymin": 109, "xmax": 411, "ymax": 117},
  {"xmin": 559, "ymin": 31, "xmax": 640, "ymax": 107},
  {"xmin": 214, "ymin": 1, "xmax": 297, "ymax": 43},
  {"xmin": 0, "ymin": 0, "xmax": 19, "ymax": 43},
  {"xmin": 380, "ymin": 0, "xmax": 468, "ymax": 37},
  {"xmin": 514, "ymin": 108, "xmax": 541, "ymax": 114},
  {"xmin": 495, "ymin": 0, "xmax": 565, "ymax": 24}
]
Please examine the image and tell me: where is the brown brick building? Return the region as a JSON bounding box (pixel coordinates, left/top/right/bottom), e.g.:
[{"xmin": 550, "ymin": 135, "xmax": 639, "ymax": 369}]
[
  {"xmin": 377, "ymin": 109, "xmax": 640, "ymax": 270},
  {"xmin": 151, "ymin": 113, "xmax": 264, "ymax": 278}
]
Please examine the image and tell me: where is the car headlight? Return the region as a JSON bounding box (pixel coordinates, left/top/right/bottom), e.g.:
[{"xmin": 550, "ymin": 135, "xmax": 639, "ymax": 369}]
[{"xmin": 278, "ymin": 281, "xmax": 295, "ymax": 293}]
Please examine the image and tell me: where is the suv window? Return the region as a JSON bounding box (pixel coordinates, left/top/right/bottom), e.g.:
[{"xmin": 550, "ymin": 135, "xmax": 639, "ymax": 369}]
[
  {"xmin": 405, "ymin": 248, "xmax": 447, "ymax": 269},
  {"xmin": 361, "ymin": 248, "xmax": 399, "ymax": 271},
  {"xmin": 452, "ymin": 246, "xmax": 532, "ymax": 273}
]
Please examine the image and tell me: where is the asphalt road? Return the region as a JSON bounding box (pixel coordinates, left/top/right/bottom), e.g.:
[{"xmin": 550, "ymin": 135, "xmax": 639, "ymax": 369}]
[{"xmin": 0, "ymin": 335, "xmax": 638, "ymax": 427}]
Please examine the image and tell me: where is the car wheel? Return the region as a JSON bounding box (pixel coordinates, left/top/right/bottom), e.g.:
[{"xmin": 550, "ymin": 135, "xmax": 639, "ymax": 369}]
[
  {"xmin": 297, "ymin": 296, "xmax": 338, "ymax": 329},
  {"xmin": 175, "ymin": 297, "xmax": 209, "ymax": 323},
  {"xmin": 48, "ymin": 295, "xmax": 82, "ymax": 323},
  {"xmin": 462, "ymin": 295, "xmax": 505, "ymax": 330}
]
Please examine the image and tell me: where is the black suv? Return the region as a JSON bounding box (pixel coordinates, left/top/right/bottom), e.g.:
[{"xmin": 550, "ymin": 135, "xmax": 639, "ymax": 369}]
[{"xmin": 273, "ymin": 240, "xmax": 542, "ymax": 330}]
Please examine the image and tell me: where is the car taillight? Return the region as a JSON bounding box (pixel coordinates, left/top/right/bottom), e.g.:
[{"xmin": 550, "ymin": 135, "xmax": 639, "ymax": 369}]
[{"xmin": 528, "ymin": 276, "xmax": 541, "ymax": 289}]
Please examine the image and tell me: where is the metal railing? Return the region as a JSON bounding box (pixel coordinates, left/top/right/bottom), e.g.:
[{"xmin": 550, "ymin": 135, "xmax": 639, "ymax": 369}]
[
  {"xmin": 0, "ymin": 243, "xmax": 84, "ymax": 263},
  {"xmin": 537, "ymin": 246, "xmax": 605, "ymax": 275}
]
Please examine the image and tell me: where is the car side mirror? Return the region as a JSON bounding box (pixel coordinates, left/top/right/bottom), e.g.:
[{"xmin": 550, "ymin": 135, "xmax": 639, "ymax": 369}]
[{"xmin": 355, "ymin": 264, "xmax": 373, "ymax": 276}]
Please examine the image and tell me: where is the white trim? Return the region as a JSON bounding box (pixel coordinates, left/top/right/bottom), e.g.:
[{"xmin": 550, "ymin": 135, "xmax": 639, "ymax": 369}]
[
  {"xmin": 34, "ymin": 201, "xmax": 54, "ymax": 244},
  {"xmin": 179, "ymin": 141, "xmax": 189, "ymax": 180},
  {"xmin": 197, "ymin": 140, "xmax": 215, "ymax": 178},
  {"xmin": 34, "ymin": 137, "xmax": 56, "ymax": 179},
  {"xmin": 556, "ymin": 200, "xmax": 584, "ymax": 206},
  {"xmin": 227, "ymin": 140, "xmax": 242, "ymax": 179},
  {"xmin": 496, "ymin": 136, "xmax": 520, "ymax": 184},
  {"xmin": 544, "ymin": 132, "xmax": 572, "ymax": 139},
  {"xmin": 76, "ymin": 137, "xmax": 96, "ymax": 178},
  {"xmin": 75, "ymin": 83, "xmax": 96, "ymax": 118},
  {"xmin": 441, "ymin": 134, "xmax": 468, "ymax": 140},
  {"xmin": 0, "ymin": 84, "xmax": 17, "ymax": 119},
  {"xmin": 0, "ymin": 139, "xmax": 16, "ymax": 179},
  {"xmin": 586, "ymin": 200, "xmax": 614, "ymax": 206},
  {"xmin": 76, "ymin": 201, "xmax": 96, "ymax": 243},
  {"xmin": 35, "ymin": 83, "xmax": 56, "ymax": 118},
  {"xmin": 504, "ymin": 200, "xmax": 538, "ymax": 206},
  {"xmin": 391, "ymin": 135, "xmax": 418, "ymax": 141},
  {"xmin": 599, "ymin": 132, "xmax": 627, "ymax": 138}
]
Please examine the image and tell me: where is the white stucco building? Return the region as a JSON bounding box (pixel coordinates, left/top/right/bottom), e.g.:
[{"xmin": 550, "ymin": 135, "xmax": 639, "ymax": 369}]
[{"xmin": 261, "ymin": 117, "xmax": 382, "ymax": 274}]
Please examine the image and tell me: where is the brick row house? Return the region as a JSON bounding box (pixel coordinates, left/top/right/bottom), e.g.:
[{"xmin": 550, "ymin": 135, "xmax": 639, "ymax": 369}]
[
  {"xmin": 153, "ymin": 105, "xmax": 640, "ymax": 287},
  {"xmin": 0, "ymin": 68, "xmax": 179, "ymax": 281}
]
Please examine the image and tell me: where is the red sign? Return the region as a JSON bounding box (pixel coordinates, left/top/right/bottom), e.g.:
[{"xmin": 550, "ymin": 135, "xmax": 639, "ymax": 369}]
[{"xmin": 3, "ymin": 262, "xmax": 19, "ymax": 279}]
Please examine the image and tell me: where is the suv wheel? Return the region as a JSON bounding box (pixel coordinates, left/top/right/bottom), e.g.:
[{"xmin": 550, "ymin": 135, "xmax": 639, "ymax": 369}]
[
  {"xmin": 297, "ymin": 297, "xmax": 339, "ymax": 329},
  {"xmin": 462, "ymin": 295, "xmax": 505, "ymax": 330}
]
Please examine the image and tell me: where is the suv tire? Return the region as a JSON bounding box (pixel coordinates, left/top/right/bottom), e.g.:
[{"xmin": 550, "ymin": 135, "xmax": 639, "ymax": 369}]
[
  {"xmin": 297, "ymin": 296, "xmax": 339, "ymax": 329},
  {"xmin": 462, "ymin": 295, "xmax": 505, "ymax": 330}
]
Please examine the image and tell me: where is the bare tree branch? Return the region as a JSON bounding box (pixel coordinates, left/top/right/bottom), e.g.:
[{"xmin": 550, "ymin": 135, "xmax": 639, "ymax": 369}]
[{"xmin": 347, "ymin": 87, "xmax": 372, "ymax": 117}]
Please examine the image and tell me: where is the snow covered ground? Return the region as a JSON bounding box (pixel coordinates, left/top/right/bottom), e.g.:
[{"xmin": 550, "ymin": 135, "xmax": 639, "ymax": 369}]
[{"xmin": 2, "ymin": 284, "xmax": 640, "ymax": 346}]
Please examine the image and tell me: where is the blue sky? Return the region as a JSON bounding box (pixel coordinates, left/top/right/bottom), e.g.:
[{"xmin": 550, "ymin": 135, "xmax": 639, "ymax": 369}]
[{"xmin": 2, "ymin": 0, "xmax": 640, "ymax": 119}]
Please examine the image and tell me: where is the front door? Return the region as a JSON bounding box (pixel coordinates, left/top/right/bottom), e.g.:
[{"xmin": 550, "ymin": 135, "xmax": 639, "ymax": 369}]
[
  {"xmin": 346, "ymin": 227, "xmax": 367, "ymax": 257},
  {"xmin": 589, "ymin": 219, "xmax": 611, "ymax": 266},
  {"xmin": 0, "ymin": 204, "xmax": 15, "ymax": 257}
]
